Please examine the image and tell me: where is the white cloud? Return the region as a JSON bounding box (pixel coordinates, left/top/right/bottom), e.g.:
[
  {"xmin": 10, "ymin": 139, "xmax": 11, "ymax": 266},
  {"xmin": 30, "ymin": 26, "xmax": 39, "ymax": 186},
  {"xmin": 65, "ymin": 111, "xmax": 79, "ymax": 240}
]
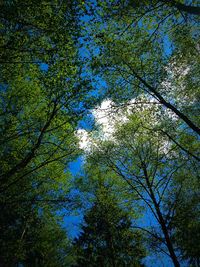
[
  {"xmin": 76, "ymin": 60, "xmax": 191, "ymax": 156},
  {"xmin": 92, "ymin": 99, "xmax": 129, "ymax": 139},
  {"xmin": 160, "ymin": 61, "xmax": 194, "ymax": 107},
  {"xmin": 76, "ymin": 129, "xmax": 91, "ymax": 151},
  {"xmin": 76, "ymin": 93, "xmax": 179, "ymax": 153}
]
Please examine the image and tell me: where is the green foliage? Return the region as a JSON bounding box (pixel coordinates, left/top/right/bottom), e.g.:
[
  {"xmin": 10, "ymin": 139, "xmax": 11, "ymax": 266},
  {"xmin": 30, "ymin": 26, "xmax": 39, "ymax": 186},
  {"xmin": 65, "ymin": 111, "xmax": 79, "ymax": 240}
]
[
  {"xmin": 0, "ymin": 1, "xmax": 90, "ymax": 265},
  {"xmin": 83, "ymin": 105, "xmax": 199, "ymax": 266},
  {"xmin": 167, "ymin": 167, "xmax": 200, "ymax": 266},
  {"xmin": 81, "ymin": 5, "xmax": 200, "ymax": 263},
  {"xmin": 72, "ymin": 185, "xmax": 146, "ymax": 267},
  {"xmin": 0, "ymin": 0, "xmax": 199, "ymax": 266},
  {"xmin": 0, "ymin": 207, "xmax": 74, "ymax": 267},
  {"xmin": 87, "ymin": 0, "xmax": 200, "ymax": 137}
]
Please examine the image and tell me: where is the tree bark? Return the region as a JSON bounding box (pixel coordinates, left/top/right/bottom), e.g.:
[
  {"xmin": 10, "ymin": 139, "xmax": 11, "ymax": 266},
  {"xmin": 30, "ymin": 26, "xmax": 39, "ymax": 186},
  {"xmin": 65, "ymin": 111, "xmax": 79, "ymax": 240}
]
[
  {"xmin": 0, "ymin": 103, "xmax": 57, "ymax": 182},
  {"xmin": 128, "ymin": 66, "xmax": 200, "ymax": 136},
  {"xmin": 143, "ymin": 163, "xmax": 180, "ymax": 267},
  {"xmin": 161, "ymin": 0, "xmax": 200, "ymax": 15}
]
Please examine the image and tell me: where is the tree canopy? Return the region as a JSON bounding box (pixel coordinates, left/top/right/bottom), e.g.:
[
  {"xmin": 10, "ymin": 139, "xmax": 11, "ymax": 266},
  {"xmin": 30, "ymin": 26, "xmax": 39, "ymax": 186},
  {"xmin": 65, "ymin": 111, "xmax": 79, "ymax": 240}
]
[{"xmin": 0, "ymin": 0, "xmax": 199, "ymax": 266}]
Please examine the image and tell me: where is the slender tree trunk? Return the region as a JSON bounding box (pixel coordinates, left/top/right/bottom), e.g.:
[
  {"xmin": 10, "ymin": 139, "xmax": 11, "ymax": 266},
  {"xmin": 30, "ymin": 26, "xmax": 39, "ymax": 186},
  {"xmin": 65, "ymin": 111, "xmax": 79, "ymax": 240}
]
[
  {"xmin": 161, "ymin": 0, "xmax": 200, "ymax": 15},
  {"xmin": 107, "ymin": 230, "xmax": 116, "ymax": 267},
  {"xmin": 0, "ymin": 103, "xmax": 58, "ymax": 184},
  {"xmin": 153, "ymin": 199, "xmax": 180, "ymax": 267},
  {"xmin": 143, "ymin": 164, "xmax": 180, "ymax": 267},
  {"xmin": 128, "ymin": 66, "xmax": 200, "ymax": 136}
]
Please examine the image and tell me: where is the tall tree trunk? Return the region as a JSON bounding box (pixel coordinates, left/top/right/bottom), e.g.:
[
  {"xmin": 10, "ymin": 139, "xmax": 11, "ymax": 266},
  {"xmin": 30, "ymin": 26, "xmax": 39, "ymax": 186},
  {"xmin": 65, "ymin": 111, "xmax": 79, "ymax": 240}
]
[
  {"xmin": 161, "ymin": 0, "xmax": 200, "ymax": 15},
  {"xmin": 127, "ymin": 65, "xmax": 200, "ymax": 136},
  {"xmin": 143, "ymin": 164, "xmax": 180, "ymax": 267}
]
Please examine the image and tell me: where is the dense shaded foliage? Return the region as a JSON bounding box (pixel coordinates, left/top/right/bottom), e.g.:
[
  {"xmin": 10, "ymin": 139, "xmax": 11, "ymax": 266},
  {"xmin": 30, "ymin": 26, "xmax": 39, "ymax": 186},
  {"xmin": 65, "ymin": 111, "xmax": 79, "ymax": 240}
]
[
  {"xmin": 73, "ymin": 185, "xmax": 146, "ymax": 267},
  {"xmin": 0, "ymin": 1, "xmax": 86, "ymax": 265}
]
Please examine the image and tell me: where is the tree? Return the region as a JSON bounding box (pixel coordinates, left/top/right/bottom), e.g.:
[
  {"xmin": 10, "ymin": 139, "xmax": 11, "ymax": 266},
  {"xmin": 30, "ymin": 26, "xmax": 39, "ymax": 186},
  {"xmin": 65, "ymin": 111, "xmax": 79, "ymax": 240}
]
[
  {"xmin": 79, "ymin": 98, "xmax": 199, "ymax": 266},
  {"xmin": 84, "ymin": 0, "xmax": 200, "ymax": 139},
  {"xmin": 85, "ymin": 3, "xmax": 200, "ymax": 264},
  {"xmin": 0, "ymin": 207, "xmax": 74, "ymax": 267},
  {"xmin": 77, "ymin": 11, "xmax": 200, "ymax": 266},
  {"xmin": 165, "ymin": 165, "xmax": 200, "ymax": 266},
  {"xmin": 72, "ymin": 184, "xmax": 146, "ymax": 267},
  {"xmin": 154, "ymin": 0, "xmax": 200, "ymax": 15},
  {"xmin": 0, "ymin": 1, "xmax": 95, "ymax": 265}
]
